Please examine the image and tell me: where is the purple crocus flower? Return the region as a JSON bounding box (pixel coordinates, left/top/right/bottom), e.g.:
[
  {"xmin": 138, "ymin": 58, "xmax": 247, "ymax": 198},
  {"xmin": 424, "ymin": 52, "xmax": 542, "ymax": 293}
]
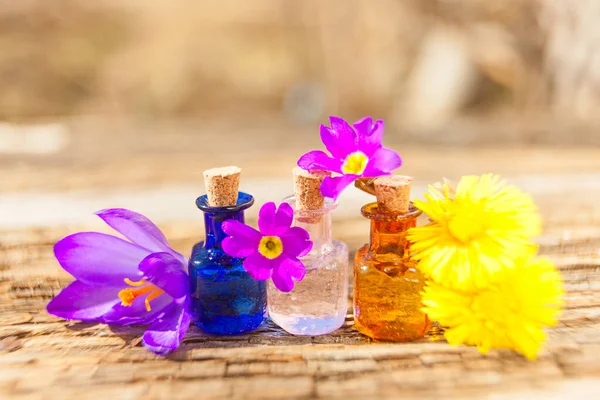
[
  {"xmin": 221, "ymin": 202, "xmax": 312, "ymax": 292},
  {"xmin": 46, "ymin": 208, "xmax": 190, "ymax": 355},
  {"xmin": 297, "ymin": 116, "xmax": 402, "ymax": 199}
]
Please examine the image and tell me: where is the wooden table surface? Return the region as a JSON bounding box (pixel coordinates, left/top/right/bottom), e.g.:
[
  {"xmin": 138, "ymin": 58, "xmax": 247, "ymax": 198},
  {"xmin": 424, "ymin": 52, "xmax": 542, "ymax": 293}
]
[{"xmin": 1, "ymin": 119, "xmax": 599, "ymax": 399}]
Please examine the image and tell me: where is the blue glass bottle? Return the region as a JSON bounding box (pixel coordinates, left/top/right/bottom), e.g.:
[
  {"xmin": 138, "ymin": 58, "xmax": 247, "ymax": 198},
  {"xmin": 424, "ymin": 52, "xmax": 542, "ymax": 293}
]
[{"xmin": 188, "ymin": 192, "xmax": 267, "ymax": 335}]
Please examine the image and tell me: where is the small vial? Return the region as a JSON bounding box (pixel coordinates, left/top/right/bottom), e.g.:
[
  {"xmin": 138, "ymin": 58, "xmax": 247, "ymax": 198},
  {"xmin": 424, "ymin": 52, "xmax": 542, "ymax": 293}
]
[
  {"xmin": 188, "ymin": 167, "xmax": 267, "ymax": 335},
  {"xmin": 267, "ymin": 169, "xmax": 348, "ymax": 335},
  {"xmin": 354, "ymin": 176, "xmax": 431, "ymax": 341}
]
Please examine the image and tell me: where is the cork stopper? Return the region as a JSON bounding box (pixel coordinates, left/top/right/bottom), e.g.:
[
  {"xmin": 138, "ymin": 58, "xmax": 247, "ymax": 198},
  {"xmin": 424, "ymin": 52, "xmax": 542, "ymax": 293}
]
[
  {"xmin": 374, "ymin": 175, "xmax": 413, "ymax": 213},
  {"xmin": 293, "ymin": 167, "xmax": 330, "ymax": 210},
  {"xmin": 203, "ymin": 166, "xmax": 241, "ymax": 207}
]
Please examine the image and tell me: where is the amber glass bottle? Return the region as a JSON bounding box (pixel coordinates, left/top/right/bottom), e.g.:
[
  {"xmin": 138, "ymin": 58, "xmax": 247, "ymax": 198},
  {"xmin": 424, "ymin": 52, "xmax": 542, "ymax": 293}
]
[{"xmin": 353, "ymin": 202, "xmax": 431, "ymax": 341}]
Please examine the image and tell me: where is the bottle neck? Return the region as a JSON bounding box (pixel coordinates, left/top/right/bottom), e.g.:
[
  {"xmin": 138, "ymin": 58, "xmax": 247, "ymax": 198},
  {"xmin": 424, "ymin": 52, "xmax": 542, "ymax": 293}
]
[
  {"xmin": 203, "ymin": 210, "xmax": 245, "ymax": 248},
  {"xmin": 283, "ymin": 195, "xmax": 338, "ymax": 257},
  {"xmin": 361, "ymin": 202, "xmax": 422, "ymax": 256},
  {"xmin": 368, "ymin": 217, "xmax": 417, "ymax": 255},
  {"xmin": 196, "ymin": 192, "xmax": 254, "ymax": 249},
  {"xmin": 295, "ymin": 212, "xmax": 333, "ymax": 255}
]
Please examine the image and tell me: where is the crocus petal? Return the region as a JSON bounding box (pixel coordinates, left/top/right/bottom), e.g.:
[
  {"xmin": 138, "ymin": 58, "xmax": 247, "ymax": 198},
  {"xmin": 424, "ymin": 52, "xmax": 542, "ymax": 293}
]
[
  {"xmin": 46, "ymin": 281, "xmax": 121, "ymax": 321},
  {"xmin": 222, "ymin": 220, "xmax": 262, "ymax": 257},
  {"xmin": 281, "ymin": 227, "xmax": 313, "ymax": 258},
  {"xmin": 101, "ymin": 294, "xmax": 172, "ymax": 326},
  {"xmin": 54, "ymin": 232, "xmax": 147, "ymax": 287},
  {"xmin": 96, "ymin": 208, "xmax": 186, "ymax": 266},
  {"xmin": 320, "ymin": 121, "xmax": 357, "ymax": 159},
  {"xmin": 297, "ymin": 150, "xmax": 343, "ymax": 173},
  {"xmin": 139, "ymin": 252, "xmax": 188, "ymax": 306},
  {"xmin": 357, "ymin": 119, "xmax": 384, "ymax": 156},
  {"xmin": 320, "ymin": 174, "xmax": 358, "ymax": 200},
  {"xmin": 271, "ymin": 257, "xmax": 306, "ymax": 292},
  {"xmin": 362, "ymin": 146, "xmax": 402, "ymax": 177},
  {"xmin": 258, "ymin": 202, "xmax": 293, "ymax": 236},
  {"xmin": 142, "ymin": 304, "xmax": 191, "ymax": 356},
  {"xmin": 243, "ymin": 252, "xmax": 273, "ymax": 280}
]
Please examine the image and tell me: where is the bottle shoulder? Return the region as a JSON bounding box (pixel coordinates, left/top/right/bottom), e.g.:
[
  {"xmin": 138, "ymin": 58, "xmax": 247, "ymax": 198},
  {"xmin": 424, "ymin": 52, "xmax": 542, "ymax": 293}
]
[
  {"xmin": 331, "ymin": 239, "xmax": 349, "ymax": 252},
  {"xmin": 312, "ymin": 240, "xmax": 348, "ymax": 258},
  {"xmin": 189, "ymin": 242, "xmax": 240, "ymax": 269},
  {"xmin": 355, "ymin": 247, "xmax": 424, "ymax": 279},
  {"xmin": 190, "ymin": 241, "xmax": 205, "ymax": 256}
]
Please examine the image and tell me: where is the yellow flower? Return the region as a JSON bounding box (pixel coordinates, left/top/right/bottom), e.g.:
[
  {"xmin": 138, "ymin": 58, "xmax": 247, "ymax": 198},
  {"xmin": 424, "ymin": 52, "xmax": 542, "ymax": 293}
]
[
  {"xmin": 430, "ymin": 177, "xmax": 456, "ymax": 199},
  {"xmin": 407, "ymin": 174, "xmax": 541, "ymax": 290},
  {"xmin": 422, "ymin": 257, "xmax": 564, "ymax": 360}
]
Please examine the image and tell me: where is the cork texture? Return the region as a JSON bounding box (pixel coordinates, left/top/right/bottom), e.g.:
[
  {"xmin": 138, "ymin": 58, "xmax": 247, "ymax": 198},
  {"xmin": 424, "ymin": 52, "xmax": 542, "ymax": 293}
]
[
  {"xmin": 293, "ymin": 167, "xmax": 330, "ymax": 211},
  {"xmin": 203, "ymin": 166, "xmax": 241, "ymax": 207},
  {"xmin": 374, "ymin": 175, "xmax": 413, "ymax": 213}
]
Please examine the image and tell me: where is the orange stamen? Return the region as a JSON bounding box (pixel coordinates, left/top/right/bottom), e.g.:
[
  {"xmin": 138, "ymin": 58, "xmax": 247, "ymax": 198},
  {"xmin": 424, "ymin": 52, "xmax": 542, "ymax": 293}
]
[
  {"xmin": 124, "ymin": 278, "xmax": 147, "ymax": 287},
  {"xmin": 145, "ymin": 288, "xmax": 165, "ymax": 311},
  {"xmin": 117, "ymin": 278, "xmax": 165, "ymax": 311}
]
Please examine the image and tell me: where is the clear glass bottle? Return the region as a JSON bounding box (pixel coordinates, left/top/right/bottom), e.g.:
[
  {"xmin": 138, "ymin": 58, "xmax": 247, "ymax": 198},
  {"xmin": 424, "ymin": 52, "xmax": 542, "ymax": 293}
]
[
  {"xmin": 354, "ymin": 202, "xmax": 431, "ymax": 341},
  {"xmin": 189, "ymin": 192, "xmax": 267, "ymax": 335},
  {"xmin": 267, "ymin": 196, "xmax": 348, "ymax": 335}
]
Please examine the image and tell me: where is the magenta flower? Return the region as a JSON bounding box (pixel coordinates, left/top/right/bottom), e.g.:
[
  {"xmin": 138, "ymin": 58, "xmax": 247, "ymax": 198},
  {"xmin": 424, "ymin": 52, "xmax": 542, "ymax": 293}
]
[
  {"xmin": 47, "ymin": 208, "xmax": 190, "ymax": 355},
  {"xmin": 297, "ymin": 116, "xmax": 402, "ymax": 199},
  {"xmin": 222, "ymin": 202, "xmax": 312, "ymax": 292}
]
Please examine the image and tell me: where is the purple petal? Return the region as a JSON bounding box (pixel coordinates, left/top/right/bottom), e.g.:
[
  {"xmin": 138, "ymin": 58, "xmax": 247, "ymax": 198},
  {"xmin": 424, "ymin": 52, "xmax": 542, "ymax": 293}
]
[
  {"xmin": 275, "ymin": 203, "xmax": 294, "ymax": 230},
  {"xmin": 353, "ymin": 116, "xmax": 373, "ymax": 134},
  {"xmin": 271, "ymin": 257, "xmax": 306, "ymax": 292},
  {"xmin": 258, "ymin": 202, "xmax": 293, "ymax": 236},
  {"xmin": 222, "ymin": 237, "xmax": 255, "ymax": 258},
  {"xmin": 320, "ymin": 120, "xmax": 357, "ymax": 159},
  {"xmin": 362, "ymin": 147, "xmax": 402, "ymax": 177},
  {"xmin": 222, "ymin": 220, "xmax": 262, "ymax": 257},
  {"xmin": 54, "ymin": 232, "xmax": 147, "ymax": 287},
  {"xmin": 297, "ymin": 150, "xmax": 343, "ymax": 173},
  {"xmin": 222, "ymin": 220, "xmax": 262, "ymax": 241},
  {"xmin": 142, "ymin": 305, "xmax": 191, "ymax": 356},
  {"xmin": 96, "ymin": 209, "xmax": 186, "ymax": 265},
  {"xmin": 255, "ymin": 199, "xmax": 276, "ymax": 237},
  {"xmin": 281, "ymin": 227, "xmax": 312, "ymax": 258},
  {"xmin": 101, "ymin": 293, "xmax": 172, "ymax": 326},
  {"xmin": 139, "ymin": 252, "xmax": 187, "ymax": 306},
  {"xmin": 320, "ymin": 174, "xmax": 357, "ymax": 200},
  {"xmin": 357, "ymin": 119, "xmax": 384, "ymax": 156},
  {"xmin": 47, "ymin": 281, "xmax": 120, "ymax": 321},
  {"xmin": 242, "ymin": 252, "xmax": 273, "ymax": 280}
]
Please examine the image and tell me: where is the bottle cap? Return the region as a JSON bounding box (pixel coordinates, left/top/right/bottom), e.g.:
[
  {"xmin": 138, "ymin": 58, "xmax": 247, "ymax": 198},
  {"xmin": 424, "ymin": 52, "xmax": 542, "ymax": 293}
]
[
  {"xmin": 293, "ymin": 167, "xmax": 330, "ymax": 211},
  {"xmin": 203, "ymin": 166, "xmax": 241, "ymax": 207},
  {"xmin": 374, "ymin": 175, "xmax": 412, "ymax": 213}
]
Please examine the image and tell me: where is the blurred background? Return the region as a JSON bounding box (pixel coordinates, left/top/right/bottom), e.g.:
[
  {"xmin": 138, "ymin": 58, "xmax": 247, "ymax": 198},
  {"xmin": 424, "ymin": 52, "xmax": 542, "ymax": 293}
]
[
  {"xmin": 2, "ymin": 0, "xmax": 600, "ymax": 132},
  {"xmin": 1, "ymin": 0, "xmax": 599, "ymax": 230}
]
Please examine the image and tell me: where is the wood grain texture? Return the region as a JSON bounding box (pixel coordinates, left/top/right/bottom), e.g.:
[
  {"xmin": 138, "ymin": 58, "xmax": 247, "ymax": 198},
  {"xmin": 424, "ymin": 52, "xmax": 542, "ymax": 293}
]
[{"xmin": 1, "ymin": 124, "xmax": 599, "ymax": 399}]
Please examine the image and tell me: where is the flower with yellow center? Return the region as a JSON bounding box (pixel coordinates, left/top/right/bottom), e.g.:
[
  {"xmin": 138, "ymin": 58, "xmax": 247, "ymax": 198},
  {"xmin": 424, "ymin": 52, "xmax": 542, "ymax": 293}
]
[
  {"xmin": 297, "ymin": 116, "xmax": 402, "ymax": 200},
  {"xmin": 222, "ymin": 201, "xmax": 313, "ymax": 292},
  {"xmin": 421, "ymin": 256, "xmax": 564, "ymax": 360},
  {"xmin": 407, "ymin": 174, "xmax": 541, "ymax": 290}
]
